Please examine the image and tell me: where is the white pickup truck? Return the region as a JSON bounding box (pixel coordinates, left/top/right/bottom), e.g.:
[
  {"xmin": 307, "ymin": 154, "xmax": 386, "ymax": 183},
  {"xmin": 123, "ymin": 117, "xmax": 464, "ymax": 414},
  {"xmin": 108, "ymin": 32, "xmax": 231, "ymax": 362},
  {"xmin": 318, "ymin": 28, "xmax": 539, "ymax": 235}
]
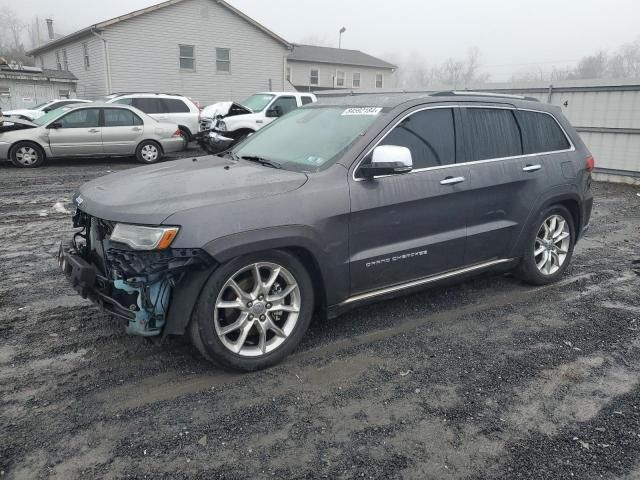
[{"xmin": 199, "ymin": 92, "xmax": 317, "ymax": 148}]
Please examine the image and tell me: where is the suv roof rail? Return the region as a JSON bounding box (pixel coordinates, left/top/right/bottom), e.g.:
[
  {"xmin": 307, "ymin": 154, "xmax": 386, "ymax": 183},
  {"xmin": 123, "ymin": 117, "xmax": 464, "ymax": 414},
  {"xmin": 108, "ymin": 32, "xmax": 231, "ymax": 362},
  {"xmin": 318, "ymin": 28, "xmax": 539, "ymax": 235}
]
[
  {"xmin": 430, "ymin": 90, "xmax": 540, "ymax": 102},
  {"xmin": 108, "ymin": 92, "xmax": 184, "ymax": 97}
]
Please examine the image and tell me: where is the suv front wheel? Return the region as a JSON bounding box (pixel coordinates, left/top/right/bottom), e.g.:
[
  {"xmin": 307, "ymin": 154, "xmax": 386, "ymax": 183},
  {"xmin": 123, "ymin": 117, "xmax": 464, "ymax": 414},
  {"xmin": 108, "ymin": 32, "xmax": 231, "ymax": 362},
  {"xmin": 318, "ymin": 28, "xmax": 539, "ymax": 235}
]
[
  {"xmin": 190, "ymin": 250, "xmax": 314, "ymax": 371},
  {"xmin": 515, "ymin": 205, "xmax": 576, "ymax": 285}
]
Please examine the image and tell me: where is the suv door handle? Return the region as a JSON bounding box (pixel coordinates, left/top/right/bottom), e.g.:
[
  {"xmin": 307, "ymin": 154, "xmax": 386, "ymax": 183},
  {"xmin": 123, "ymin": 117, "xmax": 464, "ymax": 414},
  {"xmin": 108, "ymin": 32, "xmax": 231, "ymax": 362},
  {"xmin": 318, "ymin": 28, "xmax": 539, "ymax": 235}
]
[
  {"xmin": 88, "ymin": 129, "xmax": 100, "ymax": 133},
  {"xmin": 440, "ymin": 176, "xmax": 465, "ymax": 185},
  {"xmin": 132, "ymin": 127, "xmax": 142, "ymax": 131},
  {"xmin": 523, "ymin": 164, "xmax": 542, "ymax": 172}
]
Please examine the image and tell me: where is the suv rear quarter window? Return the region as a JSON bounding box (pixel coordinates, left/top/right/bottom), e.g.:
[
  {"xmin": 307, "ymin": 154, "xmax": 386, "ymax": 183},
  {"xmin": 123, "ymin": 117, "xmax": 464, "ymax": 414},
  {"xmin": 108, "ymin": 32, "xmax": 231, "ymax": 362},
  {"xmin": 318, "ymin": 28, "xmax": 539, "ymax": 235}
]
[
  {"xmin": 300, "ymin": 96, "xmax": 314, "ymax": 106},
  {"xmin": 381, "ymin": 108, "xmax": 456, "ymax": 169},
  {"xmin": 461, "ymin": 108, "xmax": 522, "ymax": 161},
  {"xmin": 515, "ymin": 110, "xmax": 570, "ymax": 154}
]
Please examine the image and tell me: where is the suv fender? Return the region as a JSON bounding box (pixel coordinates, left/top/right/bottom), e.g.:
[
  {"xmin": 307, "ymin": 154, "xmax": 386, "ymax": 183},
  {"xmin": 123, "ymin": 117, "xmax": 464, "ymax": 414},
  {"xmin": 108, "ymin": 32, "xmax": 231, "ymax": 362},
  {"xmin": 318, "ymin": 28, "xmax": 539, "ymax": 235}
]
[
  {"xmin": 509, "ymin": 184, "xmax": 583, "ymax": 260},
  {"xmin": 163, "ymin": 226, "xmax": 345, "ymax": 337}
]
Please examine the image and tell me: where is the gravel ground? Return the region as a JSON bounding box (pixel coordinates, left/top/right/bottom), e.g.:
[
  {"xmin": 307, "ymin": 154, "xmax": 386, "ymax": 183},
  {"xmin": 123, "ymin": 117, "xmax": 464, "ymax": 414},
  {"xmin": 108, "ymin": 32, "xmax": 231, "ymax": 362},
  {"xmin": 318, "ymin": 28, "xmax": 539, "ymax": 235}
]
[{"xmin": 1, "ymin": 152, "xmax": 639, "ymax": 479}]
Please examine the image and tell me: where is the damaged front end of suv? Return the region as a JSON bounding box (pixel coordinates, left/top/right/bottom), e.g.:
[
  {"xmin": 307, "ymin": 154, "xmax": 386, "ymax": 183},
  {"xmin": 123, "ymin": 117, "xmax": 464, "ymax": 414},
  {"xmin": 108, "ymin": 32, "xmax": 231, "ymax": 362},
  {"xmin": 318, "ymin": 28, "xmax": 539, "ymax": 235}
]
[{"xmin": 58, "ymin": 208, "xmax": 214, "ymax": 336}]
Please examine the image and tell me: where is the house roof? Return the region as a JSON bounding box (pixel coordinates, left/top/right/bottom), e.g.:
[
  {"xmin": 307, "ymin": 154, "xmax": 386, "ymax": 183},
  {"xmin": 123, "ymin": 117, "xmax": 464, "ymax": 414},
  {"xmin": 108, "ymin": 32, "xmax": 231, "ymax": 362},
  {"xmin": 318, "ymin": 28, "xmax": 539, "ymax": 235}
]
[
  {"xmin": 0, "ymin": 64, "xmax": 77, "ymax": 81},
  {"xmin": 27, "ymin": 0, "xmax": 291, "ymax": 56},
  {"xmin": 288, "ymin": 44, "xmax": 396, "ymax": 70}
]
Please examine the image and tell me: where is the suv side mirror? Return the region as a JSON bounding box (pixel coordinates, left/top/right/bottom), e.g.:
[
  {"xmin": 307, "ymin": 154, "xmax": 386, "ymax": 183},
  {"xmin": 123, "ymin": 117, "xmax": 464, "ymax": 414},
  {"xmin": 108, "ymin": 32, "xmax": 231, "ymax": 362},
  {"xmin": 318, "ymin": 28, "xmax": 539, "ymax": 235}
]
[
  {"xmin": 266, "ymin": 106, "xmax": 282, "ymax": 118},
  {"xmin": 359, "ymin": 145, "xmax": 413, "ymax": 179},
  {"xmin": 48, "ymin": 122, "xmax": 62, "ymax": 129}
]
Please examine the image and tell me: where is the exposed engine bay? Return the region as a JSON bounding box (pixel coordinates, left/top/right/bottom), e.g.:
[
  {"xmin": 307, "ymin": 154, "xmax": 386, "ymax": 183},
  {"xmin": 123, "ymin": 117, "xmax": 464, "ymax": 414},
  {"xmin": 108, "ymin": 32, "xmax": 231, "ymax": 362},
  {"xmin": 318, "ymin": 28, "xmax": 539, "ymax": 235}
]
[
  {"xmin": 59, "ymin": 210, "xmax": 213, "ymax": 336},
  {"xmin": 0, "ymin": 117, "xmax": 37, "ymax": 133}
]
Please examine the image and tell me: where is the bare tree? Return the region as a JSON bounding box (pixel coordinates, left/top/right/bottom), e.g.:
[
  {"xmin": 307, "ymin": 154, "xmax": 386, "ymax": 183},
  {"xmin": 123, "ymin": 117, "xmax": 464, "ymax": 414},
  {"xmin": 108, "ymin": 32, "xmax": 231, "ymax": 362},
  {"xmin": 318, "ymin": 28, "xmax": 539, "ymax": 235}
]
[{"xmin": 0, "ymin": 8, "xmax": 24, "ymax": 50}]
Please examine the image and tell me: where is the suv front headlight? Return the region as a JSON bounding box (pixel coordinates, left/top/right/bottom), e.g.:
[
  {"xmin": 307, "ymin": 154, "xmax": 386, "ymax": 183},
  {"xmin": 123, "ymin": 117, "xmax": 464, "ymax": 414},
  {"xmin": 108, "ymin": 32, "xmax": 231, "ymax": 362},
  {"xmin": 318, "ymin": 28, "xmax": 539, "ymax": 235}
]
[
  {"xmin": 217, "ymin": 120, "xmax": 227, "ymax": 131},
  {"xmin": 110, "ymin": 224, "xmax": 179, "ymax": 250}
]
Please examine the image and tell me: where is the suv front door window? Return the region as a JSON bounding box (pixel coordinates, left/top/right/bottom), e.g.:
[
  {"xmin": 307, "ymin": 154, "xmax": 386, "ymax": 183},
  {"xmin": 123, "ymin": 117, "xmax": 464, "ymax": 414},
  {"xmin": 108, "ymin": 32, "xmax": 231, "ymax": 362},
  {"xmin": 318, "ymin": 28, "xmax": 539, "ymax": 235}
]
[{"xmin": 349, "ymin": 107, "xmax": 470, "ymax": 293}]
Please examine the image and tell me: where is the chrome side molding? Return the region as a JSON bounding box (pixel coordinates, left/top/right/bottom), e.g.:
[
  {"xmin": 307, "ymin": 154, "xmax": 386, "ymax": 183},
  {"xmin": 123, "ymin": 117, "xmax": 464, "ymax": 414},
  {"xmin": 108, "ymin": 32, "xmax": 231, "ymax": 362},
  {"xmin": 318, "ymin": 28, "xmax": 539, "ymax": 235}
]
[{"xmin": 340, "ymin": 258, "xmax": 515, "ymax": 306}]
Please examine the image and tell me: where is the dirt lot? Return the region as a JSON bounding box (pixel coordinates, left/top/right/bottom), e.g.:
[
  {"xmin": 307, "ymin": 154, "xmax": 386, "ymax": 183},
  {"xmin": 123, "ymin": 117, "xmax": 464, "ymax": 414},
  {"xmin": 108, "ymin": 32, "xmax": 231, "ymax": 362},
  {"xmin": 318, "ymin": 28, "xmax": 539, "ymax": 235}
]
[{"xmin": 1, "ymin": 153, "xmax": 640, "ymax": 479}]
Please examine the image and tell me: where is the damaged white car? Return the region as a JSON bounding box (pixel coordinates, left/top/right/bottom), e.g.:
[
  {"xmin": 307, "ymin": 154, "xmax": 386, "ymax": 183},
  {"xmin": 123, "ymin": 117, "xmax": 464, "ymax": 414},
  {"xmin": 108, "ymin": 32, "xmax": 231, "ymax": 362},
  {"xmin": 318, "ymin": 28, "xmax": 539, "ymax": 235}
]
[{"xmin": 196, "ymin": 92, "xmax": 316, "ymax": 154}]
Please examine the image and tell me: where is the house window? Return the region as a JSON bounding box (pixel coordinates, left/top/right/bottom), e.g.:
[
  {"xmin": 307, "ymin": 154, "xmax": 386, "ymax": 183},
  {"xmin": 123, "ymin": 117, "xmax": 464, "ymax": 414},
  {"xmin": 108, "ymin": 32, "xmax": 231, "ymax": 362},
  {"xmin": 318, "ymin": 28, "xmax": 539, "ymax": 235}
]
[
  {"xmin": 0, "ymin": 86, "xmax": 10, "ymax": 97},
  {"xmin": 286, "ymin": 67, "xmax": 292, "ymax": 83},
  {"xmin": 55, "ymin": 51, "xmax": 62, "ymax": 70},
  {"xmin": 58, "ymin": 89, "xmax": 71, "ymax": 99},
  {"xmin": 179, "ymin": 45, "xmax": 195, "ymax": 70},
  {"xmin": 310, "ymin": 69, "xmax": 319, "ymax": 85},
  {"xmin": 336, "ymin": 71, "xmax": 345, "ymax": 87},
  {"xmin": 376, "ymin": 73, "xmax": 383, "ymax": 88},
  {"xmin": 216, "ymin": 48, "xmax": 230, "ymax": 72},
  {"xmin": 62, "ymin": 49, "xmax": 69, "ymax": 71},
  {"xmin": 83, "ymin": 43, "xmax": 90, "ymax": 69},
  {"xmin": 352, "ymin": 72, "xmax": 361, "ymax": 88}
]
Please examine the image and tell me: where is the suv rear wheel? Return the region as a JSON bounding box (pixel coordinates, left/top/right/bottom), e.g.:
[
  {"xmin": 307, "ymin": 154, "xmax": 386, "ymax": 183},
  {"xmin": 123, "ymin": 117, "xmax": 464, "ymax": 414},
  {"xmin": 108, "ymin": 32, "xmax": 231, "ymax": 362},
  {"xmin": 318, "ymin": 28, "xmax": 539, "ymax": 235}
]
[
  {"xmin": 190, "ymin": 250, "xmax": 314, "ymax": 371},
  {"xmin": 515, "ymin": 205, "xmax": 575, "ymax": 285}
]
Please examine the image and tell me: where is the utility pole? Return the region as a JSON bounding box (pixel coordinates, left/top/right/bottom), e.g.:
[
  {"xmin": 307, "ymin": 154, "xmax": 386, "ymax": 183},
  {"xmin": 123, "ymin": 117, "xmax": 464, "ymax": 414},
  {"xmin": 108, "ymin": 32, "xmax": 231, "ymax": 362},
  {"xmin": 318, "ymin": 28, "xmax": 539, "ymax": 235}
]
[{"xmin": 338, "ymin": 27, "xmax": 346, "ymax": 49}]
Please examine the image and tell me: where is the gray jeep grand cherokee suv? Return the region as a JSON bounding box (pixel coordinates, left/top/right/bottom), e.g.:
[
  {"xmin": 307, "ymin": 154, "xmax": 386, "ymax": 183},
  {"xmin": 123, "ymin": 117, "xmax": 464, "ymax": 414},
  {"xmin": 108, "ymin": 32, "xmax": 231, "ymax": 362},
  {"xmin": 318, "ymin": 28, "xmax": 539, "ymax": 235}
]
[{"xmin": 58, "ymin": 91, "xmax": 594, "ymax": 371}]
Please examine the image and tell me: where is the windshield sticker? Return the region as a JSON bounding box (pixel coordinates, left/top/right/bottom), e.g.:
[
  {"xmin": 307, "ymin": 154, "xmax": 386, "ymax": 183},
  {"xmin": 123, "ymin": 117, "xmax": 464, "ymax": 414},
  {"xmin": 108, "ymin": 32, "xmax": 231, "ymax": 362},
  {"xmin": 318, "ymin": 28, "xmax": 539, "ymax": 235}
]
[{"xmin": 341, "ymin": 107, "xmax": 382, "ymax": 116}]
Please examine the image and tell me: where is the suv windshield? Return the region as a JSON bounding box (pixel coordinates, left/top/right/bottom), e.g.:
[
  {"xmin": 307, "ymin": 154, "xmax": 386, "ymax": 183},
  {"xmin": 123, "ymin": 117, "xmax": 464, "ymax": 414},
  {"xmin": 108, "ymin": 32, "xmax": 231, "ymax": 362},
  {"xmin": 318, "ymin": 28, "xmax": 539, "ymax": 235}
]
[
  {"xmin": 240, "ymin": 94, "xmax": 274, "ymax": 112},
  {"xmin": 33, "ymin": 107, "xmax": 70, "ymax": 126},
  {"xmin": 234, "ymin": 106, "xmax": 382, "ymax": 171}
]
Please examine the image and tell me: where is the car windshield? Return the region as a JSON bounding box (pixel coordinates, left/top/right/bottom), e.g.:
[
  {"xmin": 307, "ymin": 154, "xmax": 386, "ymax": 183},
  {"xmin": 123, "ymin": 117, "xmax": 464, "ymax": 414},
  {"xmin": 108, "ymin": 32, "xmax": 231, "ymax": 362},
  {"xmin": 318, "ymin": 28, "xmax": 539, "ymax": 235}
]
[
  {"xmin": 233, "ymin": 106, "xmax": 382, "ymax": 172},
  {"xmin": 240, "ymin": 94, "xmax": 274, "ymax": 112},
  {"xmin": 33, "ymin": 107, "xmax": 71, "ymax": 126}
]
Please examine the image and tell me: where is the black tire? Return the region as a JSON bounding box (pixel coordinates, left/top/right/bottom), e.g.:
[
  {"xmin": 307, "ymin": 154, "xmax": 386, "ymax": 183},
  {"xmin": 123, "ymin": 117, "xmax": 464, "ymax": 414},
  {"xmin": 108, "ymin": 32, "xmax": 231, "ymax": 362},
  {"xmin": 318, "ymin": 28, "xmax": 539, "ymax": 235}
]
[
  {"xmin": 514, "ymin": 205, "xmax": 576, "ymax": 285},
  {"xmin": 178, "ymin": 127, "xmax": 190, "ymax": 150},
  {"xmin": 10, "ymin": 141, "xmax": 46, "ymax": 168},
  {"xmin": 135, "ymin": 140, "xmax": 163, "ymax": 164},
  {"xmin": 190, "ymin": 250, "xmax": 314, "ymax": 371}
]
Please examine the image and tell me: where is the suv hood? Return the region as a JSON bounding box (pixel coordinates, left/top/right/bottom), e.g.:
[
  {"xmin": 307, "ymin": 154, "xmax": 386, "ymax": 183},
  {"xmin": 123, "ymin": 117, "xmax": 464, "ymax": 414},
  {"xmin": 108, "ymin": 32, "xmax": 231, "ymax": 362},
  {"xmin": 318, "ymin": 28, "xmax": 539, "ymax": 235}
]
[
  {"xmin": 75, "ymin": 156, "xmax": 308, "ymax": 225},
  {"xmin": 201, "ymin": 101, "xmax": 252, "ymax": 120}
]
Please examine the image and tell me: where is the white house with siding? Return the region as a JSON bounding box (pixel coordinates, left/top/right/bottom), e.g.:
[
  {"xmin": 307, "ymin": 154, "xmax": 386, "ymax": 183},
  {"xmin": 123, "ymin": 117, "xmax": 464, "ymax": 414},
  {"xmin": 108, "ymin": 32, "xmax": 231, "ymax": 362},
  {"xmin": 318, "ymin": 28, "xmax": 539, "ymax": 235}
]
[
  {"xmin": 27, "ymin": 0, "xmax": 292, "ymax": 104},
  {"xmin": 286, "ymin": 44, "xmax": 396, "ymax": 92}
]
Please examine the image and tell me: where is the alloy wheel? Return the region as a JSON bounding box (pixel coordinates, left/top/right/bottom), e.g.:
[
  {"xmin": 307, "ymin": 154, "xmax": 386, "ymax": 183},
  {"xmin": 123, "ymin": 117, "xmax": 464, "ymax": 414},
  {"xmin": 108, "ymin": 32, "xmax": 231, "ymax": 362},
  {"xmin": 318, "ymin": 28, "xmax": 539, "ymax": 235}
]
[
  {"xmin": 15, "ymin": 146, "xmax": 39, "ymax": 166},
  {"xmin": 534, "ymin": 214, "xmax": 571, "ymax": 275},
  {"xmin": 214, "ymin": 262, "xmax": 301, "ymax": 357}
]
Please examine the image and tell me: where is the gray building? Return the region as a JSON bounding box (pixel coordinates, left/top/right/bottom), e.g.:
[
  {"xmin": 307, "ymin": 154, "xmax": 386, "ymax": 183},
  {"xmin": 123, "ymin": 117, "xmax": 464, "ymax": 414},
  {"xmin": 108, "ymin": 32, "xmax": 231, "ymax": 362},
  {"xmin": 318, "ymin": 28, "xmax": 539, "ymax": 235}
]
[
  {"xmin": 287, "ymin": 44, "xmax": 396, "ymax": 91},
  {"xmin": 0, "ymin": 63, "xmax": 77, "ymax": 110},
  {"xmin": 26, "ymin": 0, "xmax": 292, "ymax": 104}
]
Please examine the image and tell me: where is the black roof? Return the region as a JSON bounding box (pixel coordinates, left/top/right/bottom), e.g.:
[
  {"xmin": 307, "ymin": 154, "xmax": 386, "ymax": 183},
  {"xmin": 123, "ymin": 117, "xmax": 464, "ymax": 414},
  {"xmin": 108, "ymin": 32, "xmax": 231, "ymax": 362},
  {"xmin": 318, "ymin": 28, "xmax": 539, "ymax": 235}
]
[
  {"xmin": 288, "ymin": 44, "xmax": 396, "ymax": 69},
  {"xmin": 314, "ymin": 91, "xmax": 553, "ymax": 111}
]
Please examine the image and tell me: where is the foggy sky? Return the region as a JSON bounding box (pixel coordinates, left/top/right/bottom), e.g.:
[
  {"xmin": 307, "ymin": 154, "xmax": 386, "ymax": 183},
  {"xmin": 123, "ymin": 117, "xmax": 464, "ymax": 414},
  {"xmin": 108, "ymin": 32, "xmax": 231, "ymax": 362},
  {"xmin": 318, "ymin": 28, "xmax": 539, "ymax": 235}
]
[{"xmin": 4, "ymin": 0, "xmax": 639, "ymax": 81}]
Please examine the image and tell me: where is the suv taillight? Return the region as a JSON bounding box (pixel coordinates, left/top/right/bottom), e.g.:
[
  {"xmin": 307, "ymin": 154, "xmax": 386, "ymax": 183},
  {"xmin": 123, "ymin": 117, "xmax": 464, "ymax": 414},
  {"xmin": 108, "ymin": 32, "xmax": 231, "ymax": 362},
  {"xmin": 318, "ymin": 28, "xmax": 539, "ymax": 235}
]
[
  {"xmin": 173, "ymin": 129, "xmax": 182, "ymax": 137},
  {"xmin": 586, "ymin": 155, "xmax": 595, "ymax": 172}
]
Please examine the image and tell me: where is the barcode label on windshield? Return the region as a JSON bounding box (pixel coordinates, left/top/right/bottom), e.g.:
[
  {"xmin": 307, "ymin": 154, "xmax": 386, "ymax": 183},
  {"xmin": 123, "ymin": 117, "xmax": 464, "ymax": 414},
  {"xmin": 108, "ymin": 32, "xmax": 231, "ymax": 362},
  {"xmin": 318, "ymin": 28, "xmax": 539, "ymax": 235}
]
[{"xmin": 341, "ymin": 107, "xmax": 382, "ymax": 116}]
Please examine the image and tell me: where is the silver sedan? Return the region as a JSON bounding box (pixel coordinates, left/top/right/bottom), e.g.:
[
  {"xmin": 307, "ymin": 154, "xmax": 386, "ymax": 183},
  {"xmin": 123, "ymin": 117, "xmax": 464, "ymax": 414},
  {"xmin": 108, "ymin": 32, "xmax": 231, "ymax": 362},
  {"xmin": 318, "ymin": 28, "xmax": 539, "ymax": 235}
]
[{"xmin": 0, "ymin": 103, "xmax": 185, "ymax": 168}]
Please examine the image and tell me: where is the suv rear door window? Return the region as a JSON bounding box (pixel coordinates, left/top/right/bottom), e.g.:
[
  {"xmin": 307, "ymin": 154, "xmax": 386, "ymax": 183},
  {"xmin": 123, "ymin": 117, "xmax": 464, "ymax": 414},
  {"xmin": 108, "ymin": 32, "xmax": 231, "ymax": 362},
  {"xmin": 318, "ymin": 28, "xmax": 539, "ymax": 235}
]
[
  {"xmin": 380, "ymin": 108, "xmax": 455, "ymax": 169},
  {"xmin": 515, "ymin": 110, "xmax": 570, "ymax": 154},
  {"xmin": 461, "ymin": 108, "xmax": 522, "ymax": 161},
  {"xmin": 301, "ymin": 96, "xmax": 314, "ymax": 105},
  {"xmin": 132, "ymin": 98, "xmax": 165, "ymax": 114},
  {"xmin": 162, "ymin": 98, "xmax": 191, "ymax": 113}
]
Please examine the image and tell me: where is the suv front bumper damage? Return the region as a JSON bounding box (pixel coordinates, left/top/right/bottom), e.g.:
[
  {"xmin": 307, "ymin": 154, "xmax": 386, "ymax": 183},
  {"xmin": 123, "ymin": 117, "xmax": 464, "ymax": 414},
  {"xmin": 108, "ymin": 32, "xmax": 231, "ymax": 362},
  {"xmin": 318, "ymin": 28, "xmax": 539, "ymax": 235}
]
[{"xmin": 58, "ymin": 211, "xmax": 214, "ymax": 336}]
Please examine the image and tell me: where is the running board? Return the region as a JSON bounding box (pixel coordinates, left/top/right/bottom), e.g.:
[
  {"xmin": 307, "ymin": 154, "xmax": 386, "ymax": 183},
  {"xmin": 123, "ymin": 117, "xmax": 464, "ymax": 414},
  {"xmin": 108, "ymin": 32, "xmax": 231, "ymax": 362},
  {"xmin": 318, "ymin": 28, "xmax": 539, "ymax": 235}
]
[{"xmin": 340, "ymin": 258, "xmax": 515, "ymax": 306}]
